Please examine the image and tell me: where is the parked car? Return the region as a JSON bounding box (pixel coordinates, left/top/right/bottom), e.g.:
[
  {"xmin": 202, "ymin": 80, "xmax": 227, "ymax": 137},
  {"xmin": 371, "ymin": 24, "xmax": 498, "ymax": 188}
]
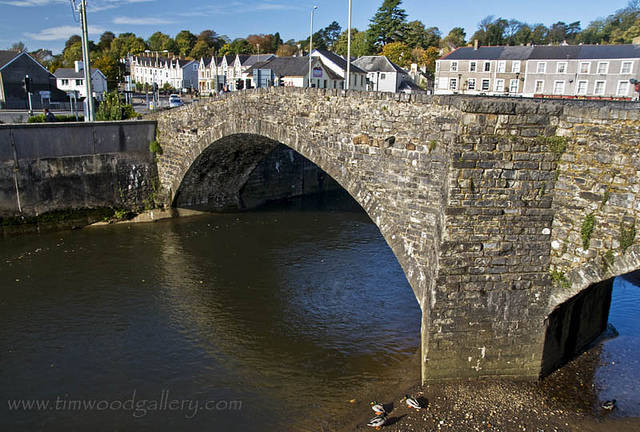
[{"xmin": 169, "ymin": 94, "xmax": 183, "ymax": 108}]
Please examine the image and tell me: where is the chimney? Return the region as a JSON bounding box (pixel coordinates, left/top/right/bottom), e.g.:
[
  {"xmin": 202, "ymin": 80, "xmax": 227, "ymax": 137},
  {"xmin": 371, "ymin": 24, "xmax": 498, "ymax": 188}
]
[
  {"xmin": 473, "ymin": 39, "xmax": 479, "ymax": 50},
  {"xmin": 74, "ymin": 60, "xmax": 84, "ymax": 73},
  {"xmin": 634, "ymin": 36, "xmax": 640, "ymax": 46}
]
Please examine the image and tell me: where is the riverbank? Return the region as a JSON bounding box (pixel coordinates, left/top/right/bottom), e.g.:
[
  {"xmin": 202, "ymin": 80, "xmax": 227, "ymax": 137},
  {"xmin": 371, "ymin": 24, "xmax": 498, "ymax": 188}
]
[{"xmin": 335, "ymin": 346, "xmax": 640, "ymax": 432}]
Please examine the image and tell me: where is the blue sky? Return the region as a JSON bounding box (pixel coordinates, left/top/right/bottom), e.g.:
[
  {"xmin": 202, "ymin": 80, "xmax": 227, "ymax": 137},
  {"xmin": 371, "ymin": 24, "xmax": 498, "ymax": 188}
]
[{"xmin": 0, "ymin": 0, "xmax": 632, "ymax": 53}]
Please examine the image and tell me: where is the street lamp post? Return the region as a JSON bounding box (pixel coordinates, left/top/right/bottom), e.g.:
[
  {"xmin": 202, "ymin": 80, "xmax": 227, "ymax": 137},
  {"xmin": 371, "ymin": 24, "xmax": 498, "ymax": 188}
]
[
  {"xmin": 346, "ymin": 0, "xmax": 352, "ymax": 90},
  {"xmin": 79, "ymin": 0, "xmax": 94, "ymax": 121},
  {"xmin": 308, "ymin": 5, "xmax": 318, "ymax": 88}
]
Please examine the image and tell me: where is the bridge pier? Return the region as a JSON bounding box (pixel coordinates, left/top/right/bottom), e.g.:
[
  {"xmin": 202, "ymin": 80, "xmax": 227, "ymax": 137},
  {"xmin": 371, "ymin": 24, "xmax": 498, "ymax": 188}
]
[{"xmin": 152, "ymin": 88, "xmax": 640, "ymax": 382}]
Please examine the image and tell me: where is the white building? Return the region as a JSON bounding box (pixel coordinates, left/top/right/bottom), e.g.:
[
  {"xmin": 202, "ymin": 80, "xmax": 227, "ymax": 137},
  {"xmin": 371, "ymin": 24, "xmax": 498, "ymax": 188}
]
[
  {"xmin": 434, "ymin": 42, "xmax": 640, "ymax": 100},
  {"xmin": 246, "ymin": 56, "xmax": 343, "ymax": 89},
  {"xmin": 53, "ymin": 61, "xmax": 107, "ymax": 100},
  {"xmin": 310, "ymin": 49, "xmax": 367, "ymax": 90},
  {"xmin": 352, "ymin": 56, "xmax": 411, "ymax": 93},
  {"xmin": 129, "ymin": 54, "xmax": 198, "ymax": 92}
]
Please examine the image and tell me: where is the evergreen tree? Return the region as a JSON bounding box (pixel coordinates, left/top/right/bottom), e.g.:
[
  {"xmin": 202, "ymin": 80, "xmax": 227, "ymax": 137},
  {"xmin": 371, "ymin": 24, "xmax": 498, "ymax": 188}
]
[{"xmin": 367, "ymin": 0, "xmax": 408, "ymax": 49}]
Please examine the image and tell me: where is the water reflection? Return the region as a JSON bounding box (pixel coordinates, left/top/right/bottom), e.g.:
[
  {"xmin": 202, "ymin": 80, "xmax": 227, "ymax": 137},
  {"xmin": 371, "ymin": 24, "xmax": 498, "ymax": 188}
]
[
  {"xmin": 596, "ymin": 271, "xmax": 640, "ymax": 416},
  {"xmin": 0, "ymin": 191, "xmax": 421, "ymax": 431}
]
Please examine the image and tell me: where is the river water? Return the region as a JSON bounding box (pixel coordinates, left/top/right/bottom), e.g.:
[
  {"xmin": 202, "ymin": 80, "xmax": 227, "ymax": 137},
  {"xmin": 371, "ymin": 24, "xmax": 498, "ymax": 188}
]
[
  {"xmin": 1, "ymin": 191, "xmax": 638, "ymax": 430},
  {"xmin": 0, "ymin": 192, "xmax": 421, "ymax": 431}
]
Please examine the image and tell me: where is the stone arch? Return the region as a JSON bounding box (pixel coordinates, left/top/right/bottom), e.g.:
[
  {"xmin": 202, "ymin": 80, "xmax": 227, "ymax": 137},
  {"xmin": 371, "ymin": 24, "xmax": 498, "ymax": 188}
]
[
  {"xmin": 157, "ymin": 116, "xmax": 429, "ymax": 305},
  {"xmin": 541, "ymin": 244, "xmax": 640, "ymax": 376}
]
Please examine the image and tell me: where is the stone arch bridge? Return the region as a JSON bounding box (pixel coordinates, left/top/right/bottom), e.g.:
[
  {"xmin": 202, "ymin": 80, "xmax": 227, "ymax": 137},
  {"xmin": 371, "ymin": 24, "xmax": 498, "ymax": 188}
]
[{"xmin": 152, "ymin": 87, "xmax": 640, "ymax": 382}]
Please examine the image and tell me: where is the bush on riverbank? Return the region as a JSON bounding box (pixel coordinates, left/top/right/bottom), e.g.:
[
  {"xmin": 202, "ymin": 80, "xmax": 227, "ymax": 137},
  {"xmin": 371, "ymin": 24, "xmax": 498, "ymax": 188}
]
[{"xmin": 28, "ymin": 114, "xmax": 83, "ymax": 123}]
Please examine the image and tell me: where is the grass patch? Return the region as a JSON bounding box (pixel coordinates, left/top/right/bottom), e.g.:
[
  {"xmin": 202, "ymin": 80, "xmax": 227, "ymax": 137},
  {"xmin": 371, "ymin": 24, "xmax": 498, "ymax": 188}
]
[
  {"xmin": 550, "ymin": 270, "xmax": 570, "ymax": 290},
  {"xmin": 580, "ymin": 213, "xmax": 596, "ymax": 250},
  {"xmin": 537, "ymin": 136, "xmax": 567, "ymax": 157},
  {"xmin": 428, "ymin": 140, "xmax": 437, "ymax": 153},
  {"xmin": 620, "ymin": 221, "xmax": 636, "ymax": 252}
]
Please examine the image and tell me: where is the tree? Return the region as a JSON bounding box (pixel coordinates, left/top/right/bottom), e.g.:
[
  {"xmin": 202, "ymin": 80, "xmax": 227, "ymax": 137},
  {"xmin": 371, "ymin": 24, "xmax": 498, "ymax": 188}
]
[
  {"xmin": 63, "ymin": 42, "xmax": 83, "ymax": 67},
  {"xmin": 531, "ymin": 24, "xmax": 549, "ymax": 44},
  {"xmin": 64, "ymin": 35, "xmax": 82, "ymax": 51},
  {"xmin": 197, "ymin": 30, "xmax": 223, "ymax": 53},
  {"xmin": 147, "ymin": 32, "xmax": 177, "ymax": 53},
  {"xmin": 422, "ymin": 46, "xmax": 440, "ymax": 75},
  {"xmin": 110, "ymin": 33, "xmax": 147, "ymax": 58},
  {"xmin": 485, "ymin": 18, "xmax": 508, "ymax": 45},
  {"xmin": 381, "ymin": 41, "xmax": 412, "ymax": 67},
  {"xmin": 98, "ymin": 32, "xmax": 115, "ymax": 52},
  {"xmin": 229, "ymin": 38, "xmax": 253, "ymax": 54},
  {"xmin": 92, "ymin": 54, "xmax": 119, "ymax": 90},
  {"xmin": 404, "ymin": 21, "xmax": 441, "ymax": 48},
  {"xmin": 442, "ymin": 27, "xmax": 466, "ymax": 52},
  {"xmin": 276, "ymin": 44, "xmax": 297, "ymax": 57},
  {"xmin": 190, "ymin": 40, "xmax": 211, "ymax": 59},
  {"xmin": 175, "ymin": 30, "xmax": 196, "ymax": 57},
  {"xmin": 334, "ymin": 28, "xmax": 373, "ymax": 57},
  {"xmin": 367, "ymin": 0, "xmax": 408, "ymax": 49},
  {"xmin": 320, "ymin": 21, "xmax": 342, "ymax": 48},
  {"xmin": 95, "ymin": 90, "xmax": 137, "ymax": 121},
  {"xmin": 10, "ymin": 41, "xmax": 26, "ymax": 52},
  {"xmin": 513, "ymin": 24, "xmax": 532, "ymax": 45}
]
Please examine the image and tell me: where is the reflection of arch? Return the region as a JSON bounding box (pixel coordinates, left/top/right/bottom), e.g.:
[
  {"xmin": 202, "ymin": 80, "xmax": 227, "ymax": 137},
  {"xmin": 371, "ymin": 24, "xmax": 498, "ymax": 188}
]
[{"xmin": 542, "ymin": 244, "xmax": 640, "ymax": 377}]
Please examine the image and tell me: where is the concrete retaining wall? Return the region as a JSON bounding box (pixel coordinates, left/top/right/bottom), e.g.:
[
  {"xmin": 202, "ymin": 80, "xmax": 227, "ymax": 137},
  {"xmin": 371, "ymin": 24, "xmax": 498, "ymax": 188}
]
[{"xmin": 0, "ymin": 121, "xmax": 158, "ymax": 217}]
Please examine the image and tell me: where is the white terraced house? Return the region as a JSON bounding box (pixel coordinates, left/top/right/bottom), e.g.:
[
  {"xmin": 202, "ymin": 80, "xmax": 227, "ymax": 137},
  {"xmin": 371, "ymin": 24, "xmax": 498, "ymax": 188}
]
[
  {"xmin": 435, "ymin": 39, "xmax": 640, "ymax": 100},
  {"xmin": 128, "ymin": 54, "xmax": 198, "ymax": 92}
]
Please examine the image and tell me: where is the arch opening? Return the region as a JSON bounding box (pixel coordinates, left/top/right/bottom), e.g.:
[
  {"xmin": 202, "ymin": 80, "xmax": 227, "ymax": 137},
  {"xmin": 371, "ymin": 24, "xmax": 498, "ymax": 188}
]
[{"xmin": 541, "ymin": 268, "xmax": 640, "ymax": 379}]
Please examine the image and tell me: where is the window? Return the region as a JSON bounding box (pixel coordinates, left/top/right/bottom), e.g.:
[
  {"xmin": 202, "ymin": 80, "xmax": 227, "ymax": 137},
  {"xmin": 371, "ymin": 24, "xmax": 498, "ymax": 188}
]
[
  {"xmin": 577, "ymin": 80, "xmax": 588, "ymax": 95},
  {"xmin": 621, "ymin": 61, "xmax": 633, "ymax": 74},
  {"xmin": 509, "ymin": 79, "xmax": 519, "ymax": 93},
  {"xmin": 497, "ymin": 61, "xmax": 506, "ymax": 73},
  {"xmin": 449, "ymin": 78, "xmax": 458, "ymax": 90},
  {"xmin": 579, "ymin": 62, "xmax": 590, "ymax": 74},
  {"xmin": 617, "ymin": 81, "xmax": 630, "ymax": 96},
  {"xmin": 75, "ymin": 79, "xmax": 83, "ymax": 86},
  {"xmin": 481, "ymin": 79, "xmax": 490, "ymax": 91},
  {"xmin": 469, "ymin": 61, "xmax": 477, "ymax": 72},
  {"xmin": 512, "ymin": 61, "xmax": 521, "ymax": 73},
  {"xmin": 451, "ymin": 61, "xmax": 458, "ymax": 72},
  {"xmin": 484, "ymin": 62, "xmax": 491, "ymax": 72},
  {"xmin": 436, "ymin": 62, "xmax": 440, "ymax": 72},
  {"xmin": 495, "ymin": 79, "xmax": 505, "ymax": 92},
  {"xmin": 535, "ymin": 80, "xmax": 544, "ymax": 94},
  {"xmin": 468, "ymin": 78, "xmax": 476, "ymax": 90},
  {"xmin": 597, "ymin": 62, "xmax": 609, "ymax": 74},
  {"xmin": 380, "ymin": 73, "xmax": 386, "ymax": 80},
  {"xmin": 557, "ymin": 62, "xmax": 567, "ymax": 74},
  {"xmin": 537, "ymin": 62, "xmax": 547, "ymax": 73},
  {"xmin": 594, "ymin": 80, "xmax": 606, "ymax": 95},
  {"xmin": 553, "ymin": 81, "xmax": 565, "ymax": 95},
  {"xmin": 61, "ymin": 79, "xmax": 69, "ymax": 86}
]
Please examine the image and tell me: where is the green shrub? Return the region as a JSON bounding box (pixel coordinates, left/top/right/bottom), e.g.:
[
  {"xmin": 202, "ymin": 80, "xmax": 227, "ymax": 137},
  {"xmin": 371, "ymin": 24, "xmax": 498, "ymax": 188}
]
[
  {"xmin": 28, "ymin": 114, "xmax": 83, "ymax": 123},
  {"xmin": 620, "ymin": 221, "xmax": 636, "ymax": 252},
  {"xmin": 550, "ymin": 270, "xmax": 570, "ymax": 289},
  {"xmin": 149, "ymin": 140, "xmax": 163, "ymax": 155},
  {"xmin": 95, "ymin": 90, "xmax": 139, "ymax": 121}
]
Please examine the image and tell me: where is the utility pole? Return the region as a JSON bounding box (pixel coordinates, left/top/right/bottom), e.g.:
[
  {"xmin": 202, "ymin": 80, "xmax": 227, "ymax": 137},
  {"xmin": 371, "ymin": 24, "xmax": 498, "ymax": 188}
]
[
  {"xmin": 346, "ymin": 0, "xmax": 352, "ymax": 90},
  {"xmin": 79, "ymin": 0, "xmax": 95, "ymax": 121},
  {"xmin": 308, "ymin": 5, "xmax": 317, "ymax": 88}
]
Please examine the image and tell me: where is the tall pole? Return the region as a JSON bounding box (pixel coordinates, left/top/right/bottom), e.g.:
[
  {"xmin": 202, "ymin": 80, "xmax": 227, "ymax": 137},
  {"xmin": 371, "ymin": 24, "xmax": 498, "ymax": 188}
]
[
  {"xmin": 346, "ymin": 0, "xmax": 352, "ymax": 90},
  {"xmin": 79, "ymin": 0, "xmax": 95, "ymax": 121},
  {"xmin": 308, "ymin": 5, "xmax": 317, "ymax": 88}
]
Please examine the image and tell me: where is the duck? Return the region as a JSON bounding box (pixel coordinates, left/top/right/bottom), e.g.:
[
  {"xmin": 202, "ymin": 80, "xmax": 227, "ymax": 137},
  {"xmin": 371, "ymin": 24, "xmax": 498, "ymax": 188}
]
[
  {"xmin": 601, "ymin": 399, "xmax": 616, "ymax": 410},
  {"xmin": 404, "ymin": 394, "xmax": 422, "ymax": 410},
  {"xmin": 370, "ymin": 401, "xmax": 386, "ymax": 415},
  {"xmin": 366, "ymin": 413, "xmax": 387, "ymax": 429}
]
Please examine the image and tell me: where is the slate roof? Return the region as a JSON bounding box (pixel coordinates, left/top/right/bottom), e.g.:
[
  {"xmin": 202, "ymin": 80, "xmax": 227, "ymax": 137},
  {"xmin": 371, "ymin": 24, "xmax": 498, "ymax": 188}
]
[
  {"xmin": 311, "ymin": 49, "xmax": 367, "ymax": 74},
  {"xmin": 243, "ymin": 54, "xmax": 275, "ymax": 67},
  {"xmin": 53, "ymin": 68, "xmax": 103, "ymax": 79},
  {"xmin": 352, "ymin": 56, "xmax": 406, "ymax": 73},
  {"xmin": 441, "ymin": 44, "xmax": 640, "ymax": 61},
  {"xmin": 0, "ymin": 50, "xmax": 20, "ymax": 69},
  {"xmin": 246, "ymin": 57, "xmax": 342, "ymax": 80}
]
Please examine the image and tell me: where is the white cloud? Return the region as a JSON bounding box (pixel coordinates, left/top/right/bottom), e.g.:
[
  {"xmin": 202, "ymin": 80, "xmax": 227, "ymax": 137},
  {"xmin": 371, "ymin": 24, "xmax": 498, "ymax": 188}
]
[
  {"xmin": 112, "ymin": 16, "xmax": 171, "ymax": 25},
  {"xmin": 24, "ymin": 25, "xmax": 106, "ymax": 41},
  {"xmin": 0, "ymin": 0, "xmax": 64, "ymax": 6}
]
